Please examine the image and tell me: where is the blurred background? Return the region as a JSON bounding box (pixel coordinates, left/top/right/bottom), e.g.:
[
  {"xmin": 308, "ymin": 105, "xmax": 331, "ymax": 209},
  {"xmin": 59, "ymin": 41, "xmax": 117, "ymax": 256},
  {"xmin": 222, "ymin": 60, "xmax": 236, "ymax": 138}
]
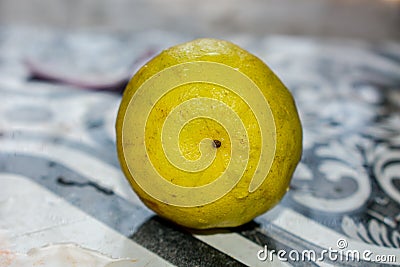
[{"xmin": 0, "ymin": 0, "xmax": 399, "ymax": 40}]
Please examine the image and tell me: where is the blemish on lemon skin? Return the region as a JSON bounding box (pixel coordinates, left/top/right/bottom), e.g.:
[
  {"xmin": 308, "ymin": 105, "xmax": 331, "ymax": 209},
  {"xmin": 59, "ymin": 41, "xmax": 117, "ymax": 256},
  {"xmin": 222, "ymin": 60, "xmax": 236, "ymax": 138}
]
[
  {"xmin": 213, "ymin": 139, "xmax": 222, "ymax": 148},
  {"xmin": 198, "ymin": 218, "xmax": 207, "ymax": 223},
  {"xmin": 234, "ymin": 190, "xmax": 249, "ymax": 200}
]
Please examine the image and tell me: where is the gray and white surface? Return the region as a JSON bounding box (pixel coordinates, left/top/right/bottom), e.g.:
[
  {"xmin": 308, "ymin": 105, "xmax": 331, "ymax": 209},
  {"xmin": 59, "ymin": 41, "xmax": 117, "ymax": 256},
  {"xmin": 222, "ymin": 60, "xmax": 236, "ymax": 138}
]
[{"xmin": 0, "ymin": 28, "xmax": 400, "ymax": 266}]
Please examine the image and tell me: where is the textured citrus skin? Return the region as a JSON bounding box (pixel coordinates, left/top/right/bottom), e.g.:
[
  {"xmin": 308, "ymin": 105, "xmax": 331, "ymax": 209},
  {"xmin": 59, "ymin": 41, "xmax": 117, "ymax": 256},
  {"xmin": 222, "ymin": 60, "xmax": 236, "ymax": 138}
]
[{"xmin": 116, "ymin": 38, "xmax": 302, "ymax": 229}]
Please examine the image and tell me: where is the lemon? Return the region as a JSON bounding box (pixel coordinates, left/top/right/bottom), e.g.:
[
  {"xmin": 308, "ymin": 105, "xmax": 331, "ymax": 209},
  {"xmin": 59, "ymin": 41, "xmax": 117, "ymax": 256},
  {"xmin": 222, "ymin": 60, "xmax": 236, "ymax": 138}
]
[{"xmin": 116, "ymin": 38, "xmax": 302, "ymax": 229}]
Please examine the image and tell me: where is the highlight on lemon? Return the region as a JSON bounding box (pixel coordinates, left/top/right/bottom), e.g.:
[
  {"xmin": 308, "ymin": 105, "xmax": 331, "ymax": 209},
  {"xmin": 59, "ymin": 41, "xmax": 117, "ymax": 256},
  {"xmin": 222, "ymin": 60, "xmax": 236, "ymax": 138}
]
[{"xmin": 116, "ymin": 38, "xmax": 302, "ymax": 229}]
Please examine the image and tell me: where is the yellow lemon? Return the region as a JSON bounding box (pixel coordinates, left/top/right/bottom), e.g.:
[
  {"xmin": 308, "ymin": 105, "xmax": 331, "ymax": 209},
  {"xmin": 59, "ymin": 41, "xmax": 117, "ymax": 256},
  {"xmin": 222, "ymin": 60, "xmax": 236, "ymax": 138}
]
[{"xmin": 116, "ymin": 38, "xmax": 302, "ymax": 229}]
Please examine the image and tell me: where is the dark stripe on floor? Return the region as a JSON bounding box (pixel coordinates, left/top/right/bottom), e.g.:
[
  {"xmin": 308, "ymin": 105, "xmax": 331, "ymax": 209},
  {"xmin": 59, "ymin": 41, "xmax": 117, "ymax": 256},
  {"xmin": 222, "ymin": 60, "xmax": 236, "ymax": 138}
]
[
  {"xmin": 131, "ymin": 216, "xmax": 246, "ymax": 267},
  {"xmin": 0, "ymin": 153, "xmax": 151, "ymax": 235}
]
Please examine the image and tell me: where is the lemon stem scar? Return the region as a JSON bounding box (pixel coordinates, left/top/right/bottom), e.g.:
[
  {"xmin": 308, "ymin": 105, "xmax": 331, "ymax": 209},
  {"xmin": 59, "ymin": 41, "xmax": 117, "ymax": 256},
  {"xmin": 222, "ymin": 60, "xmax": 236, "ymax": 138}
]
[{"xmin": 213, "ymin": 139, "xmax": 222, "ymax": 148}]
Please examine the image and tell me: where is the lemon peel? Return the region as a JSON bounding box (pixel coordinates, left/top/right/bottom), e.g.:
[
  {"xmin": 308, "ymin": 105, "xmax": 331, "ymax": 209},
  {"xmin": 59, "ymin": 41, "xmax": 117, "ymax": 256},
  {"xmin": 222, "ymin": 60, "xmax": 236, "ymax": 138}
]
[{"xmin": 116, "ymin": 38, "xmax": 302, "ymax": 229}]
